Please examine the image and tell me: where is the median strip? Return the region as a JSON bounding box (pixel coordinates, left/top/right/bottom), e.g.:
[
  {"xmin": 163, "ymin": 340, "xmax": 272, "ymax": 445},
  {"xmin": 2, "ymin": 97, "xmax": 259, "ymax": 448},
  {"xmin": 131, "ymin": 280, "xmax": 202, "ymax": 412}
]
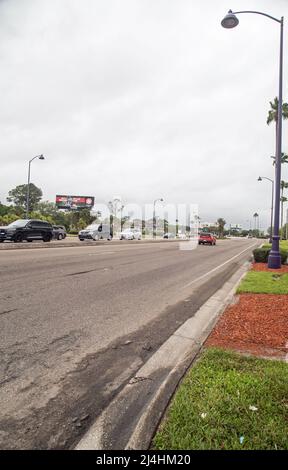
[{"xmin": 152, "ymin": 261, "xmax": 288, "ymax": 450}]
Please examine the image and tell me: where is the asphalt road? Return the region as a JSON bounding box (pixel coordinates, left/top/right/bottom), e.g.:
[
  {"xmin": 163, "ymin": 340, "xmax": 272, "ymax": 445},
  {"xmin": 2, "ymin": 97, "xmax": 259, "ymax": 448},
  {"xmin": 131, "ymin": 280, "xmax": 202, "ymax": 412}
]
[{"xmin": 0, "ymin": 238, "xmax": 258, "ymax": 449}]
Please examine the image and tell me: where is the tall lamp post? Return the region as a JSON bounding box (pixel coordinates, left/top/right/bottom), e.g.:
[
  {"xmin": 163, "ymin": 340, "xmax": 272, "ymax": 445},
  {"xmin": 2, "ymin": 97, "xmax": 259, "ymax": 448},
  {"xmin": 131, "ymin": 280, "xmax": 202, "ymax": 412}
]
[
  {"xmin": 221, "ymin": 9, "xmax": 284, "ymax": 268},
  {"xmin": 153, "ymin": 198, "xmax": 163, "ymax": 239},
  {"xmin": 258, "ymin": 176, "xmax": 274, "ymax": 242},
  {"xmin": 26, "ymin": 154, "xmax": 45, "ymax": 218}
]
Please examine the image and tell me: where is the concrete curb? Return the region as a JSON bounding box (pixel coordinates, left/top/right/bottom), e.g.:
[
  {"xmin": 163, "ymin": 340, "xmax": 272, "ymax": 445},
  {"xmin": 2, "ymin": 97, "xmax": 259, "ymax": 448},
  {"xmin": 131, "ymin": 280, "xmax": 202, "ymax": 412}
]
[{"xmin": 75, "ymin": 260, "xmax": 251, "ymax": 450}]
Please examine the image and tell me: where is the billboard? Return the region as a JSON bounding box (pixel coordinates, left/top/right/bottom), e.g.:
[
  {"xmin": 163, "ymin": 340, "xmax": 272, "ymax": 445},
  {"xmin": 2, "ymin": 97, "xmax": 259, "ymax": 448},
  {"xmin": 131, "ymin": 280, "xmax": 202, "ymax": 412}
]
[{"xmin": 56, "ymin": 195, "xmax": 94, "ymax": 210}]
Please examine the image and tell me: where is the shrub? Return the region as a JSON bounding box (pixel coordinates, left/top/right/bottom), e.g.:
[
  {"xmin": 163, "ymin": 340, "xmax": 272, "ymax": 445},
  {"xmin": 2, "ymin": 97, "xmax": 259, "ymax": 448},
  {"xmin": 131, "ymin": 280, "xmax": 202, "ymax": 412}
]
[
  {"xmin": 253, "ymin": 248, "xmax": 270, "ymax": 263},
  {"xmin": 253, "ymin": 247, "xmax": 288, "ymax": 264},
  {"xmin": 280, "ymin": 250, "xmax": 287, "ymax": 263}
]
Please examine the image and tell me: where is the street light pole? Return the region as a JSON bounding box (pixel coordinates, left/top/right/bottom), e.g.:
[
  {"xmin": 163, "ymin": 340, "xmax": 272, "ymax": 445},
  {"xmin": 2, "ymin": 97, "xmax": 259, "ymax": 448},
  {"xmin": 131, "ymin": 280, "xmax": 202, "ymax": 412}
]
[
  {"xmin": 221, "ymin": 10, "xmax": 284, "ymax": 268},
  {"xmin": 153, "ymin": 198, "xmax": 163, "ymax": 239},
  {"xmin": 108, "ymin": 197, "xmax": 121, "ymax": 237},
  {"xmin": 26, "ymin": 154, "xmax": 45, "ymax": 218},
  {"xmin": 258, "ymin": 176, "xmax": 274, "ymax": 242}
]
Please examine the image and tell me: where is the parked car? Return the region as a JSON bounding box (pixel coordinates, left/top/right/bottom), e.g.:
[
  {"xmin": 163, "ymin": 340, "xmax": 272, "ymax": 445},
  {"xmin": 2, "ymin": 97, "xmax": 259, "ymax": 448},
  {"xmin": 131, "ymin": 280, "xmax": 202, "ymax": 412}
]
[
  {"xmin": 120, "ymin": 228, "xmax": 142, "ymax": 240},
  {"xmin": 78, "ymin": 223, "xmax": 112, "ymax": 241},
  {"xmin": 163, "ymin": 232, "xmax": 175, "ymax": 239},
  {"xmin": 198, "ymin": 232, "xmax": 216, "ymax": 246},
  {"xmin": 0, "ymin": 219, "xmax": 53, "ymax": 243},
  {"xmin": 52, "ymin": 225, "xmax": 67, "ymax": 240}
]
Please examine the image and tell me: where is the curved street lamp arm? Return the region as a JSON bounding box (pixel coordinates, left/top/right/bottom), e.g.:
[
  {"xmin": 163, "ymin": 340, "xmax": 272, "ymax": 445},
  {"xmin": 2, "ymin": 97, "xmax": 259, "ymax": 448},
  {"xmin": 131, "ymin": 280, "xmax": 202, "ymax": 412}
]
[
  {"xmin": 259, "ymin": 176, "xmax": 274, "ymax": 184},
  {"xmin": 29, "ymin": 154, "xmax": 44, "ymax": 163},
  {"xmin": 153, "ymin": 198, "xmax": 163, "ymax": 206},
  {"xmin": 232, "ymin": 10, "xmax": 282, "ymax": 23}
]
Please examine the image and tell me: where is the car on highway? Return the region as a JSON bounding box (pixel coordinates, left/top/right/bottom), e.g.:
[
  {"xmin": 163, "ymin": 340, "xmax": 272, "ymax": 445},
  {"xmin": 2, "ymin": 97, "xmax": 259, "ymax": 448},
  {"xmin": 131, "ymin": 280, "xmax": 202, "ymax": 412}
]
[
  {"xmin": 198, "ymin": 232, "xmax": 216, "ymax": 246},
  {"xmin": 52, "ymin": 225, "xmax": 67, "ymax": 240},
  {"xmin": 0, "ymin": 219, "xmax": 53, "ymax": 243},
  {"xmin": 78, "ymin": 223, "xmax": 112, "ymax": 241},
  {"xmin": 163, "ymin": 232, "xmax": 175, "ymax": 239},
  {"xmin": 119, "ymin": 228, "xmax": 142, "ymax": 240}
]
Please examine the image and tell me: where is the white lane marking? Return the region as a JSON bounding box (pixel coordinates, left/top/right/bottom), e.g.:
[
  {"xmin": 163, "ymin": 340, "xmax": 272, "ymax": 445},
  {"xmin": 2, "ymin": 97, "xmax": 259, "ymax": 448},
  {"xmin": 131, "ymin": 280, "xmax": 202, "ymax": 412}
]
[
  {"xmin": 88, "ymin": 252, "xmax": 115, "ymax": 256},
  {"xmin": 182, "ymin": 242, "xmax": 258, "ymax": 289}
]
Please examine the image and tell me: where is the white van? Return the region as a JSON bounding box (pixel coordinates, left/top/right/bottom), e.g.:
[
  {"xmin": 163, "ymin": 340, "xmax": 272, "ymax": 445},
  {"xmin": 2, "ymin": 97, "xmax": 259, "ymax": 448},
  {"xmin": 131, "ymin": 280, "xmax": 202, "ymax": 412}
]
[{"xmin": 78, "ymin": 223, "xmax": 112, "ymax": 241}]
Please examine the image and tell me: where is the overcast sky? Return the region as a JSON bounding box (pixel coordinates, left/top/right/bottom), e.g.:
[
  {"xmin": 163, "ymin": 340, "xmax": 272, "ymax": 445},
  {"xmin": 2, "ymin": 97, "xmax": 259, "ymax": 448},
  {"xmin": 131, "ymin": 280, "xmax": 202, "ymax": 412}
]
[{"xmin": 0, "ymin": 0, "xmax": 288, "ymax": 229}]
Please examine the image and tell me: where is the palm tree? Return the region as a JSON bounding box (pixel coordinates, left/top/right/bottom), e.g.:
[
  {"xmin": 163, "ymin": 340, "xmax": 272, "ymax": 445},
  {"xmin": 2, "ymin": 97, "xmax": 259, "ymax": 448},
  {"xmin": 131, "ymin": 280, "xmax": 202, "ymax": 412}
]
[
  {"xmin": 253, "ymin": 213, "xmax": 259, "ymax": 232},
  {"xmin": 271, "ymin": 152, "xmax": 288, "ymax": 166},
  {"xmin": 267, "ymin": 97, "xmax": 288, "ymax": 127},
  {"xmin": 267, "ymin": 98, "xmax": 288, "ymax": 169},
  {"xmin": 217, "ymin": 218, "xmax": 226, "ymax": 238}
]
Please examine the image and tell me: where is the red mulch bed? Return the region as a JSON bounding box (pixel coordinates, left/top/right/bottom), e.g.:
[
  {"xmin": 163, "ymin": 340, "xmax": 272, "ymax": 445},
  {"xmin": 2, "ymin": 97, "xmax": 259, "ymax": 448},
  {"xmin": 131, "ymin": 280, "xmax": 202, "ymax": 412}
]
[
  {"xmin": 252, "ymin": 262, "xmax": 288, "ymax": 273},
  {"xmin": 206, "ymin": 293, "xmax": 288, "ymax": 359}
]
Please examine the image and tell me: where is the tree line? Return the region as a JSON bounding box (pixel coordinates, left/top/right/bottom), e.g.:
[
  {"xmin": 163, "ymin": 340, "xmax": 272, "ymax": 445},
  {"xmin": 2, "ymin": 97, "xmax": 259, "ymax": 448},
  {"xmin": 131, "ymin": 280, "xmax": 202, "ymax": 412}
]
[{"xmin": 0, "ymin": 183, "xmax": 97, "ymax": 232}]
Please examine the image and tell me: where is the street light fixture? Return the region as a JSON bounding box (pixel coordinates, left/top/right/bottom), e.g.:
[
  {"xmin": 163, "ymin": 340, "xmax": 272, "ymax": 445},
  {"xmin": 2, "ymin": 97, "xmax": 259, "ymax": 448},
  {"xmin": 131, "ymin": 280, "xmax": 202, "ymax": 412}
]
[
  {"xmin": 153, "ymin": 198, "xmax": 164, "ymax": 239},
  {"xmin": 221, "ymin": 9, "xmax": 284, "ymax": 268},
  {"xmin": 258, "ymin": 176, "xmax": 274, "ymax": 242},
  {"xmin": 26, "ymin": 154, "xmax": 45, "ymax": 218},
  {"xmin": 221, "ymin": 10, "xmax": 239, "ymax": 28}
]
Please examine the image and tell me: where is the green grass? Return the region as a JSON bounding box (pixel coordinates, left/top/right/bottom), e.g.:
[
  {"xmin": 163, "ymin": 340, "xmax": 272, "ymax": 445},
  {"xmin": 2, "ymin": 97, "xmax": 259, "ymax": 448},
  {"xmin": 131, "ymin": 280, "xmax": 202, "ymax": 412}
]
[
  {"xmin": 153, "ymin": 348, "xmax": 288, "ymax": 450},
  {"xmin": 236, "ymin": 271, "xmax": 288, "ymax": 294}
]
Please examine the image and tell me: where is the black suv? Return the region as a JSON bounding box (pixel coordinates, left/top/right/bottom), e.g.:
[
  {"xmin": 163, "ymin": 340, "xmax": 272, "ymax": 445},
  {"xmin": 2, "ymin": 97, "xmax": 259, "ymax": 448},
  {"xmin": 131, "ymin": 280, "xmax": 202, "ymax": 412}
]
[
  {"xmin": 0, "ymin": 219, "xmax": 53, "ymax": 243},
  {"xmin": 52, "ymin": 225, "xmax": 67, "ymax": 240}
]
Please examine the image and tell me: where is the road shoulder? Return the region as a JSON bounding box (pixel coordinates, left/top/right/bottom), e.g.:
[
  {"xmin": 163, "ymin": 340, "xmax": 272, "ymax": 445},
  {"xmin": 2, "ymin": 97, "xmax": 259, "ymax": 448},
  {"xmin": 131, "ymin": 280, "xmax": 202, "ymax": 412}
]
[{"xmin": 76, "ymin": 261, "xmax": 250, "ymax": 450}]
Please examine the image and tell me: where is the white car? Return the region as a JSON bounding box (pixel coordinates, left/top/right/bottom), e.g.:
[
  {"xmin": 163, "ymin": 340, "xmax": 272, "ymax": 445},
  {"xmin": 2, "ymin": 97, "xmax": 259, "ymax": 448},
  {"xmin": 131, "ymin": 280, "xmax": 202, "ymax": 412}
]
[
  {"xmin": 78, "ymin": 223, "xmax": 112, "ymax": 241},
  {"xmin": 120, "ymin": 228, "xmax": 142, "ymax": 240},
  {"xmin": 163, "ymin": 232, "xmax": 175, "ymax": 239}
]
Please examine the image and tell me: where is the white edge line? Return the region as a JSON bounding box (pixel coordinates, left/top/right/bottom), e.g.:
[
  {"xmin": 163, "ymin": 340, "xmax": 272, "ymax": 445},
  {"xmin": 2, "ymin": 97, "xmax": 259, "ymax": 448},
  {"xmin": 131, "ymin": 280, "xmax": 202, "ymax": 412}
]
[{"xmin": 182, "ymin": 242, "xmax": 258, "ymax": 289}]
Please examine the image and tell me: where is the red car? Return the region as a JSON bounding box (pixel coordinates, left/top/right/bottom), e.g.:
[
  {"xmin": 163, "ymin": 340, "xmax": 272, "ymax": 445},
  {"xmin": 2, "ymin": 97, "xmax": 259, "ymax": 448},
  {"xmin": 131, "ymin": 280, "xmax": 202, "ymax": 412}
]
[{"xmin": 198, "ymin": 232, "xmax": 216, "ymax": 246}]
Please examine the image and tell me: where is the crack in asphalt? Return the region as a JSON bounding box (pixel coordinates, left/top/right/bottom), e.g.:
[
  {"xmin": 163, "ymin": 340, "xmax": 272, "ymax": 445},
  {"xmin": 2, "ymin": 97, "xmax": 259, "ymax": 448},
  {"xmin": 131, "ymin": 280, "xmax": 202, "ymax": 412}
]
[{"xmin": 0, "ymin": 309, "xmax": 18, "ymax": 316}]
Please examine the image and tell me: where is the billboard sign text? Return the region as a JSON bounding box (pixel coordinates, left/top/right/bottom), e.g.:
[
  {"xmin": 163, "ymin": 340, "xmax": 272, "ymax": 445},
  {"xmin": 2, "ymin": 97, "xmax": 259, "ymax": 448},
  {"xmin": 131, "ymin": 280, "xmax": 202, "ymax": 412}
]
[{"xmin": 56, "ymin": 195, "xmax": 94, "ymax": 210}]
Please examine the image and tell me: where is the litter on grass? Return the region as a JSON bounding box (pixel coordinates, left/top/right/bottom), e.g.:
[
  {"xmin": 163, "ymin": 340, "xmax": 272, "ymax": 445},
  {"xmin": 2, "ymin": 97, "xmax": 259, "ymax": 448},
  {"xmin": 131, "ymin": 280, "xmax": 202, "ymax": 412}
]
[{"xmin": 249, "ymin": 405, "xmax": 258, "ymax": 411}]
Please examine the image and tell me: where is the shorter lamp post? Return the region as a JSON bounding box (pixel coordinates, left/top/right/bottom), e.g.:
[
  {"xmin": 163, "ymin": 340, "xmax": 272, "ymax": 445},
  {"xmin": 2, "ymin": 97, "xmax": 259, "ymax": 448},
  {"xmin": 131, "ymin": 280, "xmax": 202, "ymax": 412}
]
[
  {"xmin": 119, "ymin": 204, "xmax": 124, "ymax": 231},
  {"xmin": 258, "ymin": 176, "xmax": 274, "ymax": 242},
  {"xmin": 153, "ymin": 198, "xmax": 163, "ymax": 239},
  {"xmin": 26, "ymin": 154, "xmax": 45, "ymax": 218},
  {"xmin": 108, "ymin": 198, "xmax": 121, "ymax": 237}
]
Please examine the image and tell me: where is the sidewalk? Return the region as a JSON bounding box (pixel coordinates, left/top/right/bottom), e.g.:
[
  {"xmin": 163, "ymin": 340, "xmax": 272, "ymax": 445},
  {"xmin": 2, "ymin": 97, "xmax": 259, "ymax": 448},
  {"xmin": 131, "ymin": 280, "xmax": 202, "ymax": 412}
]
[{"xmin": 152, "ymin": 262, "xmax": 288, "ymax": 450}]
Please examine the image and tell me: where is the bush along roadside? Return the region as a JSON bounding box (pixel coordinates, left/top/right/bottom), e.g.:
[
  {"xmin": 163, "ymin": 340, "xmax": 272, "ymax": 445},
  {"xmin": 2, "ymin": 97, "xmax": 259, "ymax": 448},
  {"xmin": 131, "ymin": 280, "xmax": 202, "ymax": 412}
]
[
  {"xmin": 253, "ymin": 247, "xmax": 288, "ymax": 263},
  {"xmin": 152, "ymin": 262, "xmax": 288, "ymax": 450}
]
